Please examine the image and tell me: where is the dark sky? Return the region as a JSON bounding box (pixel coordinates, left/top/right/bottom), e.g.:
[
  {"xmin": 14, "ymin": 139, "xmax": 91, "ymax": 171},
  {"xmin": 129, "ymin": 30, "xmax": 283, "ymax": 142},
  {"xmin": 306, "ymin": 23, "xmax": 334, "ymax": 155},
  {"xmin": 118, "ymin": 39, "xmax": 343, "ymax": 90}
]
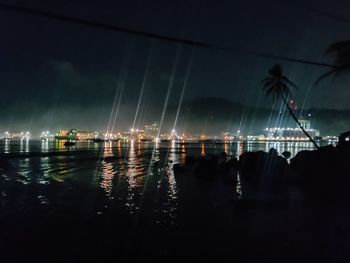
[{"xmin": 1, "ymin": 0, "xmax": 350, "ymax": 134}]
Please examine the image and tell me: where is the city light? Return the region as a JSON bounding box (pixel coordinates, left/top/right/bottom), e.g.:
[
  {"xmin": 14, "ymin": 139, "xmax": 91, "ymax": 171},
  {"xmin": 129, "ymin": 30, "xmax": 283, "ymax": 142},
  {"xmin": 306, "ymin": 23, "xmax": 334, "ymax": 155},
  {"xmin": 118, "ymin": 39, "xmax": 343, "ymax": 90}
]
[{"xmin": 0, "ymin": 116, "xmax": 340, "ymax": 144}]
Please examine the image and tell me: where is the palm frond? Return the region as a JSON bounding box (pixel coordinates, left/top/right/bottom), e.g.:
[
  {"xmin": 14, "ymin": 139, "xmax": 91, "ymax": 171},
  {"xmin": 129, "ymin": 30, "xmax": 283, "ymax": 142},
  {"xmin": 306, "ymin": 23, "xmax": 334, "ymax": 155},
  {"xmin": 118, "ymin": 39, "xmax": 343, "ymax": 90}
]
[
  {"xmin": 262, "ymin": 79, "xmax": 276, "ymax": 90},
  {"xmin": 266, "ymin": 86, "xmax": 275, "ymax": 95},
  {"xmin": 262, "ymin": 64, "xmax": 297, "ymax": 104},
  {"xmin": 261, "ymin": 77, "xmax": 274, "ymax": 83},
  {"xmin": 325, "ymin": 41, "xmax": 350, "ymax": 56},
  {"xmin": 316, "ymin": 40, "xmax": 350, "ymax": 84},
  {"xmin": 314, "ymin": 68, "xmax": 338, "ymax": 85},
  {"xmin": 282, "ymin": 76, "xmax": 297, "ymax": 89}
]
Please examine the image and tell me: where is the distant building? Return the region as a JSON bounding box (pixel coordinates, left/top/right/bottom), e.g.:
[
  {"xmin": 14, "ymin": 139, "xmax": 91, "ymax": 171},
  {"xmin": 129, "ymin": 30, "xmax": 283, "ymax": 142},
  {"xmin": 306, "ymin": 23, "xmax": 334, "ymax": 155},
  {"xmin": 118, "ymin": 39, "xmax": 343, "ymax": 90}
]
[
  {"xmin": 2, "ymin": 131, "xmax": 11, "ymax": 139},
  {"xmin": 144, "ymin": 122, "xmax": 160, "ymax": 140},
  {"xmin": 224, "ymin": 132, "xmax": 243, "ymax": 141},
  {"xmin": 56, "ymin": 129, "xmax": 95, "ymax": 140},
  {"xmin": 263, "ymin": 117, "xmax": 319, "ymax": 140},
  {"xmin": 130, "ymin": 129, "xmax": 146, "ymax": 141},
  {"xmin": 102, "ymin": 131, "xmax": 118, "ymax": 141},
  {"xmin": 7, "ymin": 131, "xmax": 31, "ymax": 140},
  {"xmin": 263, "ymin": 108, "xmax": 320, "ymax": 140},
  {"xmin": 68, "ymin": 129, "xmax": 95, "ymax": 140},
  {"xmin": 263, "ymin": 127, "xmax": 319, "ymax": 140},
  {"xmin": 40, "ymin": 131, "xmax": 54, "ymax": 140},
  {"xmin": 55, "ymin": 130, "xmax": 68, "ymax": 140},
  {"xmin": 299, "ymin": 119, "xmax": 311, "ymax": 130}
]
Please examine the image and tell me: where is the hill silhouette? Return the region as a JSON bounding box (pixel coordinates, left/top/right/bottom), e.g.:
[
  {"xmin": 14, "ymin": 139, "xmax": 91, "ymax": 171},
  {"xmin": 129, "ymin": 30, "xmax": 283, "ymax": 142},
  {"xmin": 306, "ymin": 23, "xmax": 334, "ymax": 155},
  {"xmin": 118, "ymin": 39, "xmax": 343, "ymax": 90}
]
[{"xmin": 162, "ymin": 97, "xmax": 350, "ymax": 136}]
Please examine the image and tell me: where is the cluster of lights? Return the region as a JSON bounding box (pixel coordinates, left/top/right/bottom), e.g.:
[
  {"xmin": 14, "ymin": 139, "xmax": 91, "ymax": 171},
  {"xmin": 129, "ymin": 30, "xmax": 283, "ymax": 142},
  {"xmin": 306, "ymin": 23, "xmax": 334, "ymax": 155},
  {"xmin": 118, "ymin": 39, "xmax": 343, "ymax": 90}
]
[
  {"xmin": 130, "ymin": 128, "xmax": 142, "ymax": 133},
  {"xmin": 40, "ymin": 131, "xmax": 54, "ymax": 140},
  {"xmin": 103, "ymin": 132, "xmax": 118, "ymax": 140},
  {"xmin": 224, "ymin": 132, "xmax": 244, "ymax": 141},
  {"xmin": 265, "ymin": 127, "xmax": 315, "ymax": 132},
  {"xmin": 21, "ymin": 131, "xmax": 31, "ymax": 140},
  {"xmin": 170, "ymin": 129, "xmax": 178, "ymax": 140},
  {"xmin": 3, "ymin": 131, "xmax": 10, "ymax": 139},
  {"xmin": 177, "ymin": 133, "xmax": 187, "ymax": 140},
  {"xmin": 264, "ymin": 136, "xmax": 309, "ymax": 141},
  {"xmin": 245, "ymin": 135, "xmax": 312, "ymax": 141},
  {"xmin": 323, "ymin": 136, "xmax": 339, "ymax": 142},
  {"xmin": 2, "ymin": 131, "xmax": 31, "ymax": 140}
]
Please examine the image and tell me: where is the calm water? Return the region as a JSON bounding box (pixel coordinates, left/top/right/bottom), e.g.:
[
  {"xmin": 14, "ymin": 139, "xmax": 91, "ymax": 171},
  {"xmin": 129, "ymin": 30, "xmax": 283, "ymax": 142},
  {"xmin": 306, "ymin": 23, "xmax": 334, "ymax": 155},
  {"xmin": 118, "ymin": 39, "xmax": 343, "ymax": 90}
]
[
  {"xmin": 0, "ymin": 139, "xmax": 328, "ymax": 261},
  {"xmin": 0, "ymin": 139, "xmax": 316, "ymax": 218}
]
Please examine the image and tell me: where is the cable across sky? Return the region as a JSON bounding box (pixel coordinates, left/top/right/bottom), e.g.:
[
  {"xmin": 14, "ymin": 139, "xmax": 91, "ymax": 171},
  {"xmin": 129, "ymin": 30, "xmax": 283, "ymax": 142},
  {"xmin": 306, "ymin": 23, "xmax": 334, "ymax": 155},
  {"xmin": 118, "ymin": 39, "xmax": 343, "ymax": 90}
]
[{"xmin": 0, "ymin": 2, "xmax": 335, "ymax": 68}]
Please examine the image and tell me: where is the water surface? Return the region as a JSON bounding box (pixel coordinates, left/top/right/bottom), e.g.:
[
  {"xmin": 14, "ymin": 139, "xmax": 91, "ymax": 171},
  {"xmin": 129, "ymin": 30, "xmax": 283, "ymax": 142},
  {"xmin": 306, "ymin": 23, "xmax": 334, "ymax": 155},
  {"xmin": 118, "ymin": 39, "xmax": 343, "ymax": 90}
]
[{"xmin": 0, "ymin": 139, "xmax": 327, "ymax": 262}]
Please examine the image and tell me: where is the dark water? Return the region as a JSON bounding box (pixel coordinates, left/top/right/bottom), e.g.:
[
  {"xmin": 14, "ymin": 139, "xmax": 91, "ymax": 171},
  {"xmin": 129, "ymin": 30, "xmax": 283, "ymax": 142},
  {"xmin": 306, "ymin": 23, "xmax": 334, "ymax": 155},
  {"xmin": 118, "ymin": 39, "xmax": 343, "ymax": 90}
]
[{"xmin": 1, "ymin": 140, "xmax": 339, "ymax": 262}]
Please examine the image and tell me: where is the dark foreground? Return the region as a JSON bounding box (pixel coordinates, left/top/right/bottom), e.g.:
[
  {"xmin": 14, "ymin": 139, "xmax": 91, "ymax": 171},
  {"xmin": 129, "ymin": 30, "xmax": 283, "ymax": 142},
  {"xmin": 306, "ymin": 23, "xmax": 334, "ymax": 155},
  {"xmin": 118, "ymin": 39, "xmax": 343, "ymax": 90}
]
[{"xmin": 1, "ymin": 141, "xmax": 350, "ymax": 262}]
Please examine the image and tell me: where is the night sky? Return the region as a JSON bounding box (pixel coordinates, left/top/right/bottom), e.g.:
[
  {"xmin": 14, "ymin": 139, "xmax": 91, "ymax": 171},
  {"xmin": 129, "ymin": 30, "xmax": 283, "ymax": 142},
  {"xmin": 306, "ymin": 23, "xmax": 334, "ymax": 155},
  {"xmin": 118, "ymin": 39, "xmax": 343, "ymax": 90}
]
[{"xmin": 1, "ymin": 0, "xmax": 350, "ymax": 134}]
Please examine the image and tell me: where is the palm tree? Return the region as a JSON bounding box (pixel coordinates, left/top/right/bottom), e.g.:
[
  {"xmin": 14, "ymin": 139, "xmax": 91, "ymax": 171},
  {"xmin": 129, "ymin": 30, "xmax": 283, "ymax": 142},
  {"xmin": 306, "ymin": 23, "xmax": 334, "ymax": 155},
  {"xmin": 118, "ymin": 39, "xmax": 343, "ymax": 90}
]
[
  {"xmin": 262, "ymin": 64, "xmax": 319, "ymax": 149},
  {"xmin": 315, "ymin": 40, "xmax": 350, "ymax": 85}
]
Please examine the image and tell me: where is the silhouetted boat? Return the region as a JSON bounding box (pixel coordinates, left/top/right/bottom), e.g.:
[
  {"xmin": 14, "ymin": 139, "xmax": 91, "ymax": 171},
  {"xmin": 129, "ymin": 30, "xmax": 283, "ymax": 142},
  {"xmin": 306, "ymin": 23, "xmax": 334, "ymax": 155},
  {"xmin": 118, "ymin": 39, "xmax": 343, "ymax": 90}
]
[{"xmin": 64, "ymin": 141, "xmax": 76, "ymax": 146}]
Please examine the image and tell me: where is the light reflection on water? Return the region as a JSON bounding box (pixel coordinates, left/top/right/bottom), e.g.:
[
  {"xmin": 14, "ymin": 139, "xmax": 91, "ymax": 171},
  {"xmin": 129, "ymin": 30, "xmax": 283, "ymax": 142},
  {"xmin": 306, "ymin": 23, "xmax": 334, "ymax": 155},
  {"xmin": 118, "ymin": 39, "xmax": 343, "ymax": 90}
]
[
  {"xmin": 16, "ymin": 139, "xmax": 30, "ymax": 153},
  {"xmin": 167, "ymin": 140, "xmax": 178, "ymax": 199},
  {"xmin": 41, "ymin": 140, "xmax": 49, "ymax": 153},
  {"xmin": 4, "ymin": 139, "xmax": 10, "ymax": 153},
  {"xmin": 100, "ymin": 159, "xmax": 115, "ymax": 197},
  {"xmin": 201, "ymin": 142, "xmax": 205, "ymax": 156},
  {"xmin": 237, "ymin": 141, "xmax": 244, "ymax": 156},
  {"xmin": 224, "ymin": 141, "xmax": 235, "ymax": 156},
  {"xmin": 20, "ymin": 139, "xmax": 24, "ymax": 153},
  {"xmin": 39, "ymin": 156, "xmax": 50, "ymax": 183},
  {"xmin": 25, "ymin": 139, "xmax": 30, "ymax": 153},
  {"xmin": 17, "ymin": 158, "xmax": 31, "ymax": 184},
  {"xmin": 125, "ymin": 139, "xmax": 145, "ymax": 213},
  {"xmin": 180, "ymin": 143, "xmax": 186, "ymax": 164},
  {"xmin": 0, "ymin": 139, "xmax": 326, "ymax": 227},
  {"xmin": 162, "ymin": 140, "xmax": 179, "ymax": 224}
]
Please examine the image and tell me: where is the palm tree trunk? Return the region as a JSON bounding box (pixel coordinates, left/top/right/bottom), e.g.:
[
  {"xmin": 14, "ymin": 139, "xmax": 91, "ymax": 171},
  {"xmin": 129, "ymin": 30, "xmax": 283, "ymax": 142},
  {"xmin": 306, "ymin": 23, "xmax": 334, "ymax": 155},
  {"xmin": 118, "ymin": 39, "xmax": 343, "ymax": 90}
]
[{"xmin": 281, "ymin": 94, "xmax": 319, "ymax": 149}]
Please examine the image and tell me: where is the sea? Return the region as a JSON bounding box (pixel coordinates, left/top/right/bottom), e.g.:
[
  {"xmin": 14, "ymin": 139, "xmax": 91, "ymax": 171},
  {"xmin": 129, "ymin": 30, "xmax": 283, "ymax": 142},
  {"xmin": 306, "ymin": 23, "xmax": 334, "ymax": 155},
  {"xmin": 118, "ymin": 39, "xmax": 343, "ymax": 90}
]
[{"xmin": 0, "ymin": 139, "xmax": 335, "ymax": 262}]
